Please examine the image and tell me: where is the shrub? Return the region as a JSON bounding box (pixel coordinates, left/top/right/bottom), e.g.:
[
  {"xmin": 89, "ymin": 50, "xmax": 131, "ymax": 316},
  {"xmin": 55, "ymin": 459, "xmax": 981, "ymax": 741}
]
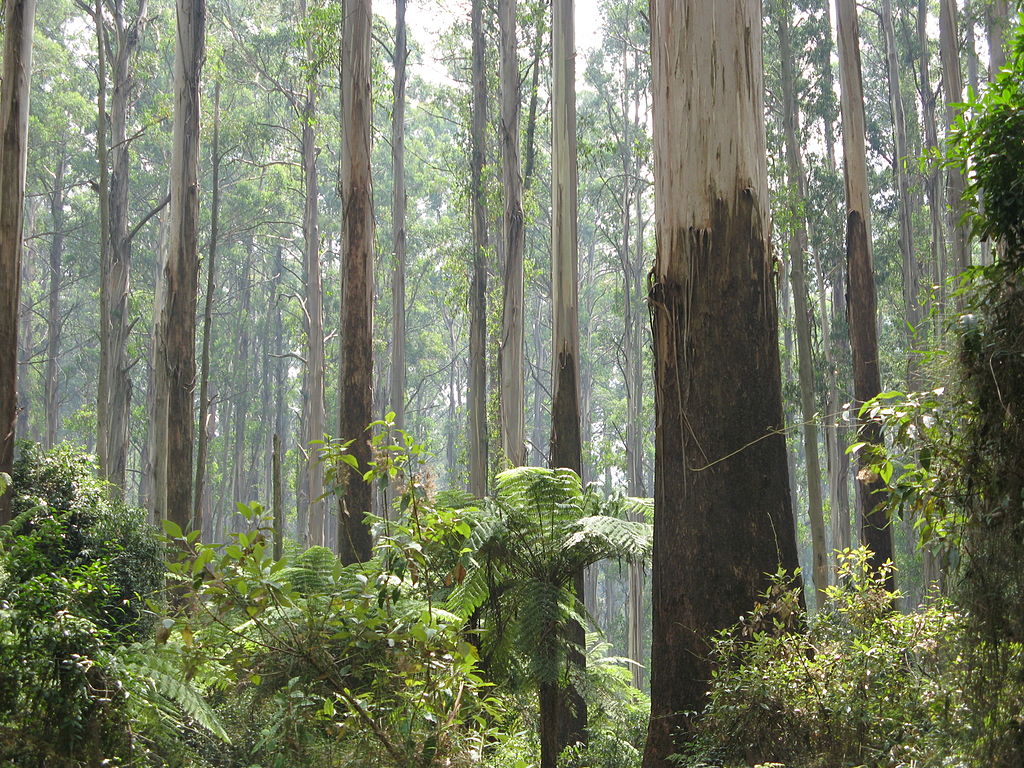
[
  {"xmin": 0, "ymin": 443, "xmax": 165, "ymax": 765},
  {"xmin": 678, "ymin": 550, "xmax": 970, "ymax": 768}
]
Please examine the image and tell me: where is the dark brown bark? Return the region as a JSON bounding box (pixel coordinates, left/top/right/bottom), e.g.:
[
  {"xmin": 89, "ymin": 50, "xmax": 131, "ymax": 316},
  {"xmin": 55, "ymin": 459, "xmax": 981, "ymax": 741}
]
[
  {"xmin": 549, "ymin": 0, "xmax": 586, "ymax": 760},
  {"xmin": 338, "ymin": 0, "xmax": 375, "ymax": 565},
  {"xmin": 643, "ymin": 5, "xmax": 799, "ymax": 764},
  {"xmin": 0, "ymin": 0, "xmax": 36, "ymax": 523}
]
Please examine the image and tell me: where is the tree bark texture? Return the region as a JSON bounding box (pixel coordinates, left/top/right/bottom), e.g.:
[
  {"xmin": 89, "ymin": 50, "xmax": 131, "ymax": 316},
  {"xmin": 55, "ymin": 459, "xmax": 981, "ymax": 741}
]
[
  {"xmin": 779, "ymin": 9, "xmax": 829, "ymax": 608},
  {"xmin": 390, "ymin": 0, "xmax": 408, "ymax": 432},
  {"xmin": 338, "ymin": 0, "xmax": 375, "ymax": 564},
  {"xmin": 835, "ymin": 0, "xmax": 894, "ymax": 581},
  {"xmin": 988, "ymin": 0, "xmax": 1010, "ymax": 78},
  {"xmin": 0, "ymin": 0, "xmax": 36, "ymax": 523},
  {"xmin": 95, "ymin": 0, "xmax": 111, "ymax": 480},
  {"xmin": 918, "ymin": 0, "xmax": 948, "ymax": 321},
  {"xmin": 643, "ymin": 3, "xmax": 800, "ymax": 764},
  {"xmin": 499, "ymin": 0, "xmax": 527, "ymax": 468},
  {"xmin": 155, "ymin": 0, "xmax": 204, "ymax": 532},
  {"xmin": 549, "ymin": 0, "xmax": 586, "ymax": 762},
  {"xmin": 468, "ymin": 0, "xmax": 489, "ymax": 498}
]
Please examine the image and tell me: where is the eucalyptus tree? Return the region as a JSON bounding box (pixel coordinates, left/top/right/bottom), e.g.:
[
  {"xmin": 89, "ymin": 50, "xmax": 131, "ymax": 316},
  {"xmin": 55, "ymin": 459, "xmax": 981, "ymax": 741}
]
[
  {"xmin": 0, "ymin": 0, "xmax": 38, "ymax": 523},
  {"xmin": 153, "ymin": 0, "xmax": 204, "ymax": 531},
  {"xmin": 390, "ymin": 0, "xmax": 408, "ymax": 433},
  {"xmin": 498, "ymin": 0, "xmax": 527, "ymax": 469},
  {"xmin": 835, "ymin": 0, "xmax": 893, "ymax": 581},
  {"xmin": 468, "ymin": 0, "xmax": 489, "ymax": 497},
  {"xmin": 939, "ymin": 0, "xmax": 969, "ymax": 278},
  {"xmin": 644, "ymin": 2, "xmax": 799, "ymax": 764},
  {"xmin": 338, "ymin": 0, "xmax": 375, "ymax": 564}
]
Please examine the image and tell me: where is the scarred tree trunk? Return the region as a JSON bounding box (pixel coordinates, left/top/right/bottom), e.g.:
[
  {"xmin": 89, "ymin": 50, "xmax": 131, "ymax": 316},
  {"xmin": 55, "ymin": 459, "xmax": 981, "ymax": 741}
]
[
  {"xmin": 468, "ymin": 0, "xmax": 488, "ymax": 497},
  {"xmin": 45, "ymin": 150, "xmax": 67, "ymax": 449},
  {"xmin": 642, "ymin": 3, "xmax": 800, "ymax": 765},
  {"xmin": 390, "ymin": 0, "xmax": 408, "ymax": 432},
  {"xmin": 154, "ymin": 0, "xmax": 204, "ymax": 532},
  {"xmin": 0, "ymin": 0, "xmax": 36, "ymax": 523},
  {"xmin": 499, "ymin": 0, "xmax": 526, "ymax": 468},
  {"xmin": 835, "ymin": 0, "xmax": 893, "ymax": 582},
  {"xmin": 338, "ymin": 0, "xmax": 374, "ymax": 564},
  {"xmin": 549, "ymin": 0, "xmax": 586, "ymax": 762},
  {"xmin": 779, "ymin": 8, "xmax": 829, "ymax": 608}
]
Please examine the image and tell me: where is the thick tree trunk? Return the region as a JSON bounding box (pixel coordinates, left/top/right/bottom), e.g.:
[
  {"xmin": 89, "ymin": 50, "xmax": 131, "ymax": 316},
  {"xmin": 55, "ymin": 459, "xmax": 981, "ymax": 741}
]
[
  {"xmin": 231, "ymin": 242, "xmax": 253, "ymax": 508},
  {"xmin": 95, "ymin": 0, "xmax": 110, "ymax": 479},
  {"xmin": 835, "ymin": 0, "xmax": 894, "ymax": 582},
  {"xmin": 44, "ymin": 150, "xmax": 67, "ymax": 449},
  {"xmin": 194, "ymin": 79, "xmax": 220, "ymax": 527},
  {"xmin": 549, "ymin": 0, "xmax": 586, "ymax": 761},
  {"xmin": 642, "ymin": 4, "xmax": 800, "ymax": 765},
  {"xmin": 273, "ymin": 433, "xmax": 283, "ymax": 559},
  {"xmin": 390, "ymin": 0, "xmax": 408, "ymax": 431},
  {"xmin": 154, "ymin": 0, "xmax": 204, "ymax": 532},
  {"xmin": 498, "ymin": 0, "xmax": 526, "ymax": 468},
  {"xmin": 467, "ymin": 0, "xmax": 488, "ymax": 497},
  {"xmin": 0, "ymin": 0, "xmax": 36, "ymax": 523},
  {"xmin": 779, "ymin": 9, "xmax": 829, "ymax": 608},
  {"xmin": 338, "ymin": 0, "xmax": 374, "ymax": 564}
]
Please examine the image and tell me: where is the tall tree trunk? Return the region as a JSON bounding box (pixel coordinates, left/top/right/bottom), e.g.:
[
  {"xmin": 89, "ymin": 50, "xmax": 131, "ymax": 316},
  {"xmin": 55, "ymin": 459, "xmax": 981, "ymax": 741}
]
[
  {"xmin": 273, "ymin": 433, "xmax": 283, "ymax": 559},
  {"xmin": 940, "ymin": 0, "xmax": 970, "ymax": 278},
  {"xmin": 881, "ymin": 0, "xmax": 921, "ymax": 380},
  {"xmin": 45, "ymin": 150, "xmax": 67, "ymax": 449},
  {"xmin": 468, "ymin": 0, "xmax": 488, "ymax": 497},
  {"xmin": 919, "ymin": 0, "xmax": 949, "ymax": 322},
  {"xmin": 549, "ymin": 0, "xmax": 586, "ymax": 762},
  {"xmin": 835, "ymin": 0, "xmax": 894, "ymax": 582},
  {"xmin": 338, "ymin": 0, "xmax": 374, "ymax": 564},
  {"xmin": 95, "ymin": 0, "xmax": 111, "ymax": 479},
  {"xmin": 231, "ymin": 242, "xmax": 253, "ymax": 507},
  {"xmin": 779, "ymin": 8, "xmax": 829, "ymax": 608},
  {"xmin": 499, "ymin": 0, "xmax": 527, "ymax": 468},
  {"xmin": 390, "ymin": 0, "xmax": 408, "ymax": 431},
  {"xmin": 194, "ymin": 79, "xmax": 220, "ymax": 525},
  {"xmin": 302, "ymin": 0, "xmax": 326, "ymax": 548},
  {"xmin": 642, "ymin": 4, "xmax": 800, "ymax": 765},
  {"xmin": 154, "ymin": 0, "xmax": 204, "ymax": 531},
  {"xmin": 0, "ymin": 0, "xmax": 36, "ymax": 523},
  {"xmin": 105, "ymin": 0, "xmax": 149, "ymax": 494}
]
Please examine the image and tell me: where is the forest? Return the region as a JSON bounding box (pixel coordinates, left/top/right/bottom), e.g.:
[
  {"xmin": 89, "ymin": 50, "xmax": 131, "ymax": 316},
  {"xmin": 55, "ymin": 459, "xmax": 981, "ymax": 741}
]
[{"xmin": 0, "ymin": 0, "xmax": 1022, "ymax": 765}]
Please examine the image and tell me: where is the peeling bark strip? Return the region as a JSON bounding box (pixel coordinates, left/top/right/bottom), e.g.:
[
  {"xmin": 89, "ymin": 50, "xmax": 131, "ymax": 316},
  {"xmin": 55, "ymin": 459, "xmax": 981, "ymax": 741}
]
[
  {"xmin": 338, "ymin": 0, "xmax": 374, "ymax": 565},
  {"xmin": 643, "ymin": 3, "xmax": 799, "ymax": 765},
  {"xmin": 155, "ymin": 0, "xmax": 205, "ymax": 532},
  {"xmin": 0, "ymin": 0, "xmax": 36, "ymax": 523}
]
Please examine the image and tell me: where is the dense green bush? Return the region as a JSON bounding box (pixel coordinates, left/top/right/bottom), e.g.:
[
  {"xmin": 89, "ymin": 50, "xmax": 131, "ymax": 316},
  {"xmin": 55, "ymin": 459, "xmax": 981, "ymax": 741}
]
[
  {"xmin": 0, "ymin": 444, "xmax": 165, "ymax": 765},
  {"xmin": 678, "ymin": 550, "xmax": 970, "ymax": 768}
]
